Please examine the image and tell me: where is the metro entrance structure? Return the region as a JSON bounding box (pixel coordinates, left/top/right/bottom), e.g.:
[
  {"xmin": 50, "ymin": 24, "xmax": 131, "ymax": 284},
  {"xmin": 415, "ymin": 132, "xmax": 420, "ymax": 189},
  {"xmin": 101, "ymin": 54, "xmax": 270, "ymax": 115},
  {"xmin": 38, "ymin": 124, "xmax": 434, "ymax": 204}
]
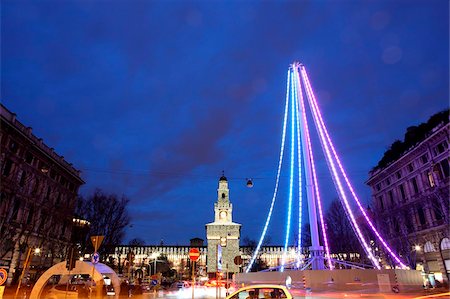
[{"xmin": 237, "ymin": 63, "xmax": 424, "ymax": 292}]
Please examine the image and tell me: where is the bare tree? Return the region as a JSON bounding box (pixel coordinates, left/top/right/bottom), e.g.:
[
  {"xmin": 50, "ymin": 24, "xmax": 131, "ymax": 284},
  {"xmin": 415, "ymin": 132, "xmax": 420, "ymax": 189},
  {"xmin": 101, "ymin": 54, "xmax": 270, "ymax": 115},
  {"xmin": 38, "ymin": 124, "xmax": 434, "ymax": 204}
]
[
  {"xmin": 325, "ymin": 199, "xmax": 364, "ymax": 263},
  {"xmin": 76, "ymin": 189, "xmax": 131, "ymax": 256},
  {"xmin": 301, "ymin": 222, "xmax": 311, "ymax": 248}
]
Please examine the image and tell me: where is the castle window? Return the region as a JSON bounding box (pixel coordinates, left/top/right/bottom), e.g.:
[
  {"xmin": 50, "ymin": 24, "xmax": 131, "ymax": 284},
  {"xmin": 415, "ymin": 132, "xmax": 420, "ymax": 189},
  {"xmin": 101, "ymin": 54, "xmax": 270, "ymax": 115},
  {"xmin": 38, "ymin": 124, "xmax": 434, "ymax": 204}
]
[
  {"xmin": 431, "ymin": 198, "xmax": 443, "ymax": 221},
  {"xmin": 411, "ymin": 177, "xmax": 419, "ymax": 194},
  {"xmin": 388, "ymin": 190, "xmax": 394, "ymax": 206},
  {"xmin": 2, "ymin": 159, "xmax": 13, "ymax": 176},
  {"xmin": 33, "ymin": 178, "xmax": 40, "ymax": 193},
  {"xmin": 46, "ymin": 186, "xmax": 51, "ymax": 199},
  {"xmin": 396, "ymin": 171, "xmax": 402, "ymax": 179},
  {"xmin": 417, "ymin": 207, "xmax": 426, "ymax": 226},
  {"xmin": 424, "ymin": 241, "xmax": 436, "ymax": 253},
  {"xmin": 427, "ymin": 172, "xmax": 435, "ymax": 187},
  {"xmin": 221, "ymin": 193, "xmax": 225, "ymax": 199},
  {"xmin": 25, "ymin": 152, "xmax": 34, "ymax": 164},
  {"xmin": 433, "ymin": 164, "xmax": 444, "ymax": 180},
  {"xmin": 9, "ymin": 140, "xmax": 18, "ymax": 154},
  {"xmin": 435, "ymin": 141, "xmax": 448, "ymax": 155},
  {"xmin": 27, "ymin": 206, "xmax": 34, "ymax": 224},
  {"xmin": 420, "ymin": 154, "xmax": 428, "ymax": 164},
  {"xmin": 440, "ymin": 159, "xmax": 449, "ymax": 178},
  {"xmin": 407, "ymin": 163, "xmax": 414, "ymax": 172},
  {"xmin": 441, "ymin": 238, "xmax": 450, "ymax": 250},
  {"xmin": 19, "ymin": 171, "xmax": 27, "ymax": 187},
  {"xmin": 11, "ymin": 199, "xmax": 20, "ymax": 220},
  {"xmin": 399, "ymin": 184, "xmax": 406, "ymax": 201}
]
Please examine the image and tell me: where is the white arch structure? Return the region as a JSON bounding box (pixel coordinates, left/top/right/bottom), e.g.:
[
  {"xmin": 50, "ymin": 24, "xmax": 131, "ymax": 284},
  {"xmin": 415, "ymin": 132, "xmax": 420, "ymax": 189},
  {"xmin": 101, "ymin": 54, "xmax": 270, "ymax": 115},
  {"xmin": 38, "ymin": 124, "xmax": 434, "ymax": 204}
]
[{"xmin": 30, "ymin": 261, "xmax": 120, "ymax": 298}]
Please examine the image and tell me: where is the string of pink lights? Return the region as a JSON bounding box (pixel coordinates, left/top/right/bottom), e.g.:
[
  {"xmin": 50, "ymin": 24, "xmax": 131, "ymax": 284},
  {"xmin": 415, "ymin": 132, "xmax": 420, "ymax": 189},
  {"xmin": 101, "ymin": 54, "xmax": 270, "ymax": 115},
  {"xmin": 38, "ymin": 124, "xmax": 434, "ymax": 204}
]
[
  {"xmin": 293, "ymin": 66, "xmax": 333, "ymax": 270},
  {"xmin": 245, "ymin": 62, "xmax": 407, "ymax": 272},
  {"xmin": 294, "ymin": 71, "xmax": 303, "ymax": 269},
  {"xmin": 300, "ymin": 65, "xmax": 407, "ymax": 269}
]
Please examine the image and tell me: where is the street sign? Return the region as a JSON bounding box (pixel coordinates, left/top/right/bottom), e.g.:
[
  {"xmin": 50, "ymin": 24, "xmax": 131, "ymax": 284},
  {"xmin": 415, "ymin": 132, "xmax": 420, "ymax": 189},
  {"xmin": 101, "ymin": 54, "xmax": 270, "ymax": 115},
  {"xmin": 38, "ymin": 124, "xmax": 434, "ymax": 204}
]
[
  {"xmin": 233, "ymin": 256, "xmax": 243, "ymax": 265},
  {"xmin": 90, "ymin": 236, "xmax": 104, "ymax": 252},
  {"xmin": 151, "ymin": 279, "xmax": 158, "ymax": 286},
  {"xmin": 91, "ymin": 252, "xmax": 100, "ymax": 264},
  {"xmin": 0, "ymin": 268, "xmax": 7, "ymax": 286},
  {"xmin": 189, "ymin": 248, "xmax": 200, "ymax": 262}
]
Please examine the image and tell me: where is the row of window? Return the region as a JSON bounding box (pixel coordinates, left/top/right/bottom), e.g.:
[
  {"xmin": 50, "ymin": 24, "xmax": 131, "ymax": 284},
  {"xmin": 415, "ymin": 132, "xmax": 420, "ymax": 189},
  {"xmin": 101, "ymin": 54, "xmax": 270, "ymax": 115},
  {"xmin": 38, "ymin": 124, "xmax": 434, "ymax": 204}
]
[
  {"xmin": 2, "ymin": 163, "xmax": 73, "ymax": 207},
  {"xmin": 2, "ymin": 156, "xmax": 76, "ymax": 193},
  {"xmin": 3, "ymin": 137, "xmax": 77, "ymax": 191},
  {"xmin": 2, "ymin": 197, "xmax": 70, "ymax": 237},
  {"xmin": 377, "ymin": 161, "xmax": 449, "ymax": 210},
  {"xmin": 374, "ymin": 140, "xmax": 448, "ymax": 192},
  {"xmin": 423, "ymin": 238, "xmax": 450, "ymax": 253},
  {"xmin": 378, "ymin": 175, "xmax": 422, "ymax": 209},
  {"xmin": 384, "ymin": 202, "xmax": 445, "ymax": 236}
]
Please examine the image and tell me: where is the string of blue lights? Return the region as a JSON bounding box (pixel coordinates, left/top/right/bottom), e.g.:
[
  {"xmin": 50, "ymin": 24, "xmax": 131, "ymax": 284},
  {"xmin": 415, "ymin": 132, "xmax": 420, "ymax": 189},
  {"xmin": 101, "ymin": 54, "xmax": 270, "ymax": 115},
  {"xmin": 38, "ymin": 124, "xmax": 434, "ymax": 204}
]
[{"xmin": 246, "ymin": 63, "xmax": 407, "ymax": 272}]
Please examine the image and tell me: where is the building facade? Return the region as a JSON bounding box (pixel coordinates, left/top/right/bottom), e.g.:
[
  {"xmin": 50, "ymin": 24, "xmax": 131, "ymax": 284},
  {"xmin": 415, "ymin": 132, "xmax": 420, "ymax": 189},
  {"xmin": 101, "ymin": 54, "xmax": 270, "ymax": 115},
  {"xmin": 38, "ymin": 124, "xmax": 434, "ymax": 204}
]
[
  {"xmin": 206, "ymin": 175, "xmax": 241, "ymax": 275},
  {"xmin": 367, "ymin": 121, "xmax": 449, "ymax": 285},
  {"xmin": 0, "ymin": 104, "xmax": 84, "ymax": 284}
]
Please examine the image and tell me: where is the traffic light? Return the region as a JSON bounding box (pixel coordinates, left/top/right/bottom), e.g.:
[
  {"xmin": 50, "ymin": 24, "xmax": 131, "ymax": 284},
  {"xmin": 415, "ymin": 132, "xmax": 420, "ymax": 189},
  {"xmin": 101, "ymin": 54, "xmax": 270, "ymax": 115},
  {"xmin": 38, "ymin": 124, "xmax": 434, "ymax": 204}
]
[{"xmin": 66, "ymin": 246, "xmax": 77, "ymax": 271}]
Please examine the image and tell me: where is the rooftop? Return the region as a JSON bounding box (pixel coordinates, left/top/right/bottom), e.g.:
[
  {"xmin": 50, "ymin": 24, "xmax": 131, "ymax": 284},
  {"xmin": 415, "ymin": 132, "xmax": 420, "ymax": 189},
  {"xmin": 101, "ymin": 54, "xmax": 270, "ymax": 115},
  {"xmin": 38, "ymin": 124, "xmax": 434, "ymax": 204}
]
[{"xmin": 371, "ymin": 109, "xmax": 449, "ymax": 174}]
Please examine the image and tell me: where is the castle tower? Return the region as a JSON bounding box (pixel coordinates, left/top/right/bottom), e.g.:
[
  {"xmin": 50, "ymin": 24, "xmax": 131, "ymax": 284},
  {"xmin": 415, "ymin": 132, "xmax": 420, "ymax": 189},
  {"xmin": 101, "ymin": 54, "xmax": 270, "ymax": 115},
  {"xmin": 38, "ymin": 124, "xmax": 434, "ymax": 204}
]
[{"xmin": 206, "ymin": 174, "xmax": 241, "ymax": 275}]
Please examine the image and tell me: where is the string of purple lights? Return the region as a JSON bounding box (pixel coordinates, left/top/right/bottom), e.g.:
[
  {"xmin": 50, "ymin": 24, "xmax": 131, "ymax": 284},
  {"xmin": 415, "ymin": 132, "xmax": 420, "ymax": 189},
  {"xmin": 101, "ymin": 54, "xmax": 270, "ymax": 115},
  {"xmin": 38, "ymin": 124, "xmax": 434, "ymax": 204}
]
[
  {"xmin": 246, "ymin": 62, "xmax": 406, "ymax": 272},
  {"xmin": 300, "ymin": 65, "xmax": 407, "ymax": 269}
]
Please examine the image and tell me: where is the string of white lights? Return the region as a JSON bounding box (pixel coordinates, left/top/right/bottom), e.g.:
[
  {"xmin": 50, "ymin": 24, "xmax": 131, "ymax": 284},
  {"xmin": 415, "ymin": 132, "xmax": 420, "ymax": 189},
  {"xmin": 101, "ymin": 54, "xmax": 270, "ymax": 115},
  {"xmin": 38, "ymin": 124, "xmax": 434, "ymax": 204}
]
[
  {"xmin": 281, "ymin": 71, "xmax": 296, "ymax": 272},
  {"xmin": 245, "ymin": 69, "xmax": 291, "ymax": 272}
]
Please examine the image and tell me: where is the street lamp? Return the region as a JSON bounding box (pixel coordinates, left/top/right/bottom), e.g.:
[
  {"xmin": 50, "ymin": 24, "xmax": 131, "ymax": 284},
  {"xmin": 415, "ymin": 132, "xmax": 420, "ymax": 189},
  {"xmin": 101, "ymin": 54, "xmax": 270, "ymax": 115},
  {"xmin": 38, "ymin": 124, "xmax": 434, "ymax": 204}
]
[
  {"xmin": 151, "ymin": 253, "xmax": 159, "ymax": 276},
  {"xmin": 246, "ymin": 178, "xmax": 253, "ymax": 188},
  {"xmin": 411, "ymin": 245, "xmax": 421, "ymax": 270},
  {"xmin": 14, "ymin": 247, "xmax": 40, "ymax": 299}
]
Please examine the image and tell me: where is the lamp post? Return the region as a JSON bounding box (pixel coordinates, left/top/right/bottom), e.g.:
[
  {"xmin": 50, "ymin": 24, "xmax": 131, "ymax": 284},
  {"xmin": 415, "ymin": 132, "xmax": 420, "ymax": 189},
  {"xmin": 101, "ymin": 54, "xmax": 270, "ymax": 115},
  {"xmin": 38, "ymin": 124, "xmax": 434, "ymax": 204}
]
[
  {"xmin": 14, "ymin": 247, "xmax": 40, "ymax": 299},
  {"xmin": 151, "ymin": 253, "xmax": 159, "ymax": 276},
  {"xmin": 411, "ymin": 245, "xmax": 421, "ymax": 270}
]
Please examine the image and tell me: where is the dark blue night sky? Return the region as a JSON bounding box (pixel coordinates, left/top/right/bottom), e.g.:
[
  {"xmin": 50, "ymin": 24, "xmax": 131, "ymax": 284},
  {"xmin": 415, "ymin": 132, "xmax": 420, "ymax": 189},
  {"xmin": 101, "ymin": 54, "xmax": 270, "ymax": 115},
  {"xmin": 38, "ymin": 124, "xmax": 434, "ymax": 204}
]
[{"xmin": 2, "ymin": 0, "xmax": 448, "ymax": 245}]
